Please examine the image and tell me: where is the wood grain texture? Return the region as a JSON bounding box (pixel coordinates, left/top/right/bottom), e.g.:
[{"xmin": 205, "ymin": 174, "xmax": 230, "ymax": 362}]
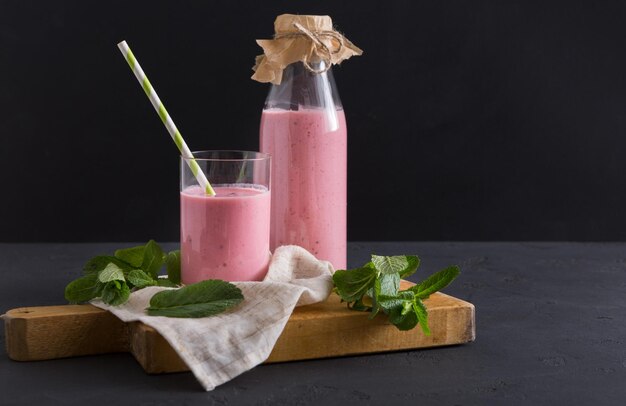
[
  {"xmin": 4, "ymin": 305, "xmax": 129, "ymax": 361},
  {"xmin": 3, "ymin": 281, "xmax": 474, "ymax": 373}
]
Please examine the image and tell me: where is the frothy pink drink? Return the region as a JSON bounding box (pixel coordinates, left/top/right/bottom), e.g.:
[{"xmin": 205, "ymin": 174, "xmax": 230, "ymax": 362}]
[
  {"xmin": 180, "ymin": 185, "xmax": 271, "ymax": 283},
  {"xmin": 260, "ymin": 108, "xmax": 347, "ymax": 269}
]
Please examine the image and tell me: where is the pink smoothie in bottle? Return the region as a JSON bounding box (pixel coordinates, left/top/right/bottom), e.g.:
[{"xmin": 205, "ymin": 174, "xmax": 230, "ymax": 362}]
[
  {"xmin": 260, "ymin": 108, "xmax": 347, "ymax": 269},
  {"xmin": 180, "ymin": 185, "xmax": 271, "ymax": 283}
]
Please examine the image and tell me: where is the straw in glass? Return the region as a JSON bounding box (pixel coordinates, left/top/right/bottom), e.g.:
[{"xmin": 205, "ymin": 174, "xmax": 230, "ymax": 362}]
[{"xmin": 116, "ymin": 40, "xmax": 216, "ymax": 195}]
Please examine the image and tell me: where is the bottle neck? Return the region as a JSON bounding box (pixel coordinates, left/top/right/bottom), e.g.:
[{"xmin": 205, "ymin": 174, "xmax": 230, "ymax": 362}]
[{"xmin": 264, "ymin": 61, "xmax": 342, "ymax": 111}]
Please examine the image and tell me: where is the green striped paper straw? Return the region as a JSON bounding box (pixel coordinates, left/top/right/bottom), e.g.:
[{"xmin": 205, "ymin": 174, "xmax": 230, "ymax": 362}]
[{"xmin": 117, "ymin": 40, "xmax": 216, "ymax": 196}]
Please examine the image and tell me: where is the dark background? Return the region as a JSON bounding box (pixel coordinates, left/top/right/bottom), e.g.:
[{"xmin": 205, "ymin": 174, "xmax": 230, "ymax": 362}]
[{"xmin": 2, "ymin": 0, "xmax": 626, "ymax": 242}]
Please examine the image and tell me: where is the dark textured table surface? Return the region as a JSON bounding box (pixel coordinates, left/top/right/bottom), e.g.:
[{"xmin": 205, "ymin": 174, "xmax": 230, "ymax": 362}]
[{"xmin": 1, "ymin": 242, "xmax": 625, "ymax": 405}]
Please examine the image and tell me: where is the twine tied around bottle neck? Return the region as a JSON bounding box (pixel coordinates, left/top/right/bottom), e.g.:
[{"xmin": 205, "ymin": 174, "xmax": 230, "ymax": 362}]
[{"xmin": 274, "ymin": 22, "xmax": 344, "ymax": 74}]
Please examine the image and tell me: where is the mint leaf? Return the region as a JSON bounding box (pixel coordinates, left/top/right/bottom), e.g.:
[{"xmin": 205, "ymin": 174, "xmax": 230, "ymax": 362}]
[
  {"xmin": 114, "ymin": 244, "xmax": 146, "ymax": 268},
  {"xmin": 332, "ymin": 263, "xmax": 377, "ymax": 302},
  {"xmin": 399, "ymin": 256, "xmax": 420, "ymax": 278},
  {"xmin": 141, "ymin": 240, "xmax": 164, "ymax": 279},
  {"xmin": 83, "ymin": 255, "xmax": 132, "ymax": 275},
  {"xmin": 156, "ymin": 278, "xmax": 178, "ymax": 287},
  {"xmin": 388, "ymin": 305, "xmax": 418, "ymax": 331},
  {"xmin": 379, "ymin": 291, "xmax": 414, "ymax": 331},
  {"xmin": 410, "ymin": 265, "xmax": 460, "ymax": 299},
  {"xmin": 146, "ymin": 280, "xmax": 243, "ymax": 318},
  {"xmin": 98, "ymin": 262, "xmax": 125, "ymax": 283},
  {"xmin": 401, "ymin": 300, "xmax": 413, "ymax": 316},
  {"xmin": 413, "ymin": 298, "xmax": 430, "ymax": 335},
  {"xmin": 379, "ymin": 272, "xmax": 400, "ymax": 296},
  {"xmin": 369, "ymin": 273, "xmax": 399, "ymax": 319},
  {"xmin": 101, "ymin": 280, "xmax": 130, "ymax": 306},
  {"xmin": 371, "ymin": 255, "xmax": 420, "ymax": 278},
  {"xmin": 127, "ymin": 269, "xmax": 156, "ymax": 288},
  {"xmin": 376, "ymin": 296, "xmax": 404, "ymax": 313},
  {"xmin": 368, "ymin": 278, "xmax": 382, "ymax": 318},
  {"xmin": 64, "ymin": 274, "xmax": 102, "ymax": 303},
  {"xmin": 377, "ymin": 290, "xmax": 413, "ymax": 311},
  {"xmin": 378, "ymin": 291, "xmax": 421, "ymax": 331},
  {"xmin": 165, "ymin": 250, "xmax": 181, "ymax": 285}
]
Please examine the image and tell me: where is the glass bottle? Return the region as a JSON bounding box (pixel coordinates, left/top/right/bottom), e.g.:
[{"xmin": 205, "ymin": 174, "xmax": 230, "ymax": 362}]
[{"xmin": 260, "ymin": 61, "xmax": 347, "ymax": 269}]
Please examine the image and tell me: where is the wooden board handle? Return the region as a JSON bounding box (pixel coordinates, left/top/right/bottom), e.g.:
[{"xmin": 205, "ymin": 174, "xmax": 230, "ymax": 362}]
[{"xmin": 4, "ymin": 305, "xmax": 129, "ymax": 361}]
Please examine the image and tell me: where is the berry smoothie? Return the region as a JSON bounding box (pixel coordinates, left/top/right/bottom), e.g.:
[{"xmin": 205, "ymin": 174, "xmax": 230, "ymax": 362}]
[
  {"xmin": 260, "ymin": 108, "xmax": 347, "ymax": 269},
  {"xmin": 180, "ymin": 185, "xmax": 271, "ymax": 283}
]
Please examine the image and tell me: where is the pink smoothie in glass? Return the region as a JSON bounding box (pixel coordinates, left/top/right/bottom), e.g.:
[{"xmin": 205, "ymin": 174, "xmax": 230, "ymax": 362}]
[
  {"xmin": 180, "ymin": 185, "xmax": 271, "ymax": 284},
  {"xmin": 260, "ymin": 108, "xmax": 347, "ymax": 269}
]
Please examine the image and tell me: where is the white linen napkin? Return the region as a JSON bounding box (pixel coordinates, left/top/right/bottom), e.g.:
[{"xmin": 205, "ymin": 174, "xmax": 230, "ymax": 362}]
[{"xmin": 91, "ymin": 245, "xmax": 334, "ymax": 391}]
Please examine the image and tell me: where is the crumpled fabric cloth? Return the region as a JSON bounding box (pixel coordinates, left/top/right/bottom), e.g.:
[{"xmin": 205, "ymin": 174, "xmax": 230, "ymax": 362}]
[{"xmin": 91, "ymin": 245, "xmax": 334, "ymax": 391}]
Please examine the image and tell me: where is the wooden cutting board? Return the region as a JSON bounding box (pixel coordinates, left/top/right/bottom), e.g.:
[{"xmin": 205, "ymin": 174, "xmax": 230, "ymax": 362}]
[{"xmin": 3, "ymin": 281, "xmax": 475, "ymax": 373}]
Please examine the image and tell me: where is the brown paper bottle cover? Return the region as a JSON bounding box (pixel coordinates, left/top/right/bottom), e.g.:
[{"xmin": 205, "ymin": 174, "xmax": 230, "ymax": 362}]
[{"xmin": 252, "ymin": 14, "xmax": 363, "ymax": 85}]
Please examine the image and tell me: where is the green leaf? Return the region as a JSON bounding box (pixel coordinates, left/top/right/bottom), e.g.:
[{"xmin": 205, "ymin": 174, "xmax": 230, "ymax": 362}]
[
  {"xmin": 368, "ymin": 278, "xmax": 382, "ymax": 318},
  {"xmin": 127, "ymin": 269, "xmax": 156, "ymax": 288},
  {"xmin": 376, "ymin": 296, "xmax": 404, "ymax": 313},
  {"xmin": 101, "ymin": 281, "xmax": 130, "ymax": 306},
  {"xmin": 371, "ymin": 255, "xmax": 420, "ymax": 278},
  {"xmin": 156, "ymin": 278, "xmax": 178, "ymax": 287},
  {"xmin": 399, "ymin": 256, "xmax": 420, "ymax": 278},
  {"xmin": 377, "ymin": 290, "xmax": 415, "ymax": 313},
  {"xmin": 64, "ymin": 274, "xmax": 102, "ymax": 303},
  {"xmin": 147, "ymin": 280, "xmax": 243, "ymax": 318},
  {"xmin": 379, "ymin": 272, "xmax": 400, "ymax": 296},
  {"xmin": 413, "ymin": 298, "xmax": 430, "ymax": 335},
  {"xmin": 332, "ymin": 263, "xmax": 377, "ymax": 302},
  {"xmin": 388, "ymin": 305, "xmax": 418, "ymax": 331},
  {"xmin": 411, "ymin": 266, "xmax": 460, "ymax": 299},
  {"xmin": 141, "ymin": 240, "xmax": 164, "ymax": 280},
  {"xmin": 381, "ymin": 290, "xmax": 419, "ymax": 331},
  {"xmin": 83, "ymin": 256, "xmax": 132, "ymax": 275},
  {"xmin": 369, "ymin": 273, "xmax": 400, "ymax": 318},
  {"xmin": 114, "ymin": 244, "xmax": 146, "ymax": 268},
  {"xmin": 401, "ymin": 300, "xmax": 413, "ymax": 315},
  {"xmin": 165, "ymin": 250, "xmax": 181, "ymax": 285},
  {"xmin": 98, "ymin": 262, "xmax": 125, "ymax": 283}
]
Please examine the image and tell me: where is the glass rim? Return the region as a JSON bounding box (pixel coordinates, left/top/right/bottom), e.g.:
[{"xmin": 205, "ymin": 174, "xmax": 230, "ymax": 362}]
[{"xmin": 181, "ymin": 150, "xmax": 271, "ymax": 162}]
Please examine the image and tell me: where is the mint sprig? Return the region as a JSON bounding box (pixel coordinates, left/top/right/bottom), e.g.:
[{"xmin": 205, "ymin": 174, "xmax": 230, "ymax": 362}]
[
  {"xmin": 332, "ymin": 255, "xmax": 460, "ymax": 334},
  {"xmin": 64, "ymin": 241, "xmax": 244, "ymax": 319},
  {"xmin": 64, "ymin": 240, "xmax": 181, "ymax": 306}
]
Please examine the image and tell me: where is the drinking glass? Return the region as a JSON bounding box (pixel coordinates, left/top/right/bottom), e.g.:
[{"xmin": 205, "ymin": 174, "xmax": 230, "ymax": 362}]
[{"xmin": 180, "ymin": 150, "xmax": 271, "ymax": 283}]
